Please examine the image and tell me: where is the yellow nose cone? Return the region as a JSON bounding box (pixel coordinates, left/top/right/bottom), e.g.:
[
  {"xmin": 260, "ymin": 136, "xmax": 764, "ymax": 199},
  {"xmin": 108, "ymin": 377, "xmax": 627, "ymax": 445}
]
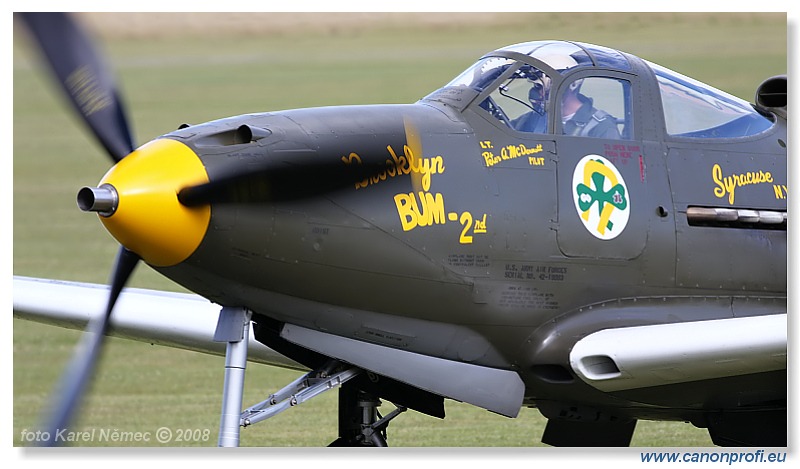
[{"xmin": 97, "ymin": 138, "xmax": 211, "ymax": 267}]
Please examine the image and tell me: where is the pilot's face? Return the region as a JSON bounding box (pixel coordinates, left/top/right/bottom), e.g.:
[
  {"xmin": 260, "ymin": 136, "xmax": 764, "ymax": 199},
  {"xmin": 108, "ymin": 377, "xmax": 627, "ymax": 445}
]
[{"xmin": 529, "ymin": 75, "xmax": 550, "ymax": 115}]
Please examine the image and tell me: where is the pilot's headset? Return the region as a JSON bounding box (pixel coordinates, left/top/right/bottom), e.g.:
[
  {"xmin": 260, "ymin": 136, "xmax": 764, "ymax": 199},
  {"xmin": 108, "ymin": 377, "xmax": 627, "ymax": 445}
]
[
  {"xmin": 518, "ymin": 66, "xmax": 549, "ymax": 116},
  {"xmin": 528, "ymin": 82, "xmax": 548, "ymax": 115}
]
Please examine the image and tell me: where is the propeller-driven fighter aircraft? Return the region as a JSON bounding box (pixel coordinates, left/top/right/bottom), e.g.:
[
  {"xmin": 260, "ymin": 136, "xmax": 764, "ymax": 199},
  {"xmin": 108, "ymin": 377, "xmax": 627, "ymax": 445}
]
[{"xmin": 13, "ymin": 13, "xmax": 787, "ymax": 447}]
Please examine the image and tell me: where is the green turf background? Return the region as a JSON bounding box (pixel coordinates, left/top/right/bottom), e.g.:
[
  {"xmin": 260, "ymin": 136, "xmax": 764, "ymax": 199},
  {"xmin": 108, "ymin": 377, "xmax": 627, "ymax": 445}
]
[{"xmin": 12, "ymin": 12, "xmax": 786, "ymax": 447}]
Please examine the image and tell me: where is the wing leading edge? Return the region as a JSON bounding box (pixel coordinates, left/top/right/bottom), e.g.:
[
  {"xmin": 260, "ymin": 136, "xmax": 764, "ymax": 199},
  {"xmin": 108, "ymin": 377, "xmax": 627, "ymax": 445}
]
[{"xmin": 12, "ymin": 276, "xmax": 303, "ymax": 370}]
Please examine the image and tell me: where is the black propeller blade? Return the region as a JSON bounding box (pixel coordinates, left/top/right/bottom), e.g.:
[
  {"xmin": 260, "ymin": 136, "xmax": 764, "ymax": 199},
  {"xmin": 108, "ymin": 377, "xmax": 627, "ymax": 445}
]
[
  {"xmin": 20, "ymin": 12, "xmax": 134, "ymax": 162},
  {"xmin": 40, "ymin": 248, "xmax": 140, "ymax": 446},
  {"xmin": 178, "ymin": 156, "xmax": 395, "ymax": 206},
  {"xmin": 21, "ymin": 12, "xmax": 143, "ymax": 445}
]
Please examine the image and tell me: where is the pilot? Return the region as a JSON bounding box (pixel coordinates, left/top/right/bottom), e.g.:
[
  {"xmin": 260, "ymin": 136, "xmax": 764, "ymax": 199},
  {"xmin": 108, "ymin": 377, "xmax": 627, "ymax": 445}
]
[
  {"xmin": 560, "ymin": 78, "xmax": 621, "ymax": 139},
  {"xmin": 512, "ymin": 55, "xmax": 621, "ymax": 139},
  {"xmin": 511, "ymin": 76, "xmax": 548, "ymax": 133}
]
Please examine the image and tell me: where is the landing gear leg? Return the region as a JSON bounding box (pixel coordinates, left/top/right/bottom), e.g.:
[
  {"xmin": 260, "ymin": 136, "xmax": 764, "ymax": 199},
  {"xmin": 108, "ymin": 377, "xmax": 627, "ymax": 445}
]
[
  {"xmin": 214, "ymin": 306, "xmax": 251, "ymax": 447},
  {"xmin": 329, "ymin": 380, "xmax": 407, "ymax": 447}
]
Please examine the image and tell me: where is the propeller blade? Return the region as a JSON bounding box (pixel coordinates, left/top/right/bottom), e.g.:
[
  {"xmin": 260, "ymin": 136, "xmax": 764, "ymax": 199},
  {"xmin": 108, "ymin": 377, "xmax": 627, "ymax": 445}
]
[
  {"xmin": 178, "ymin": 158, "xmax": 392, "ymax": 206},
  {"xmin": 40, "ymin": 247, "xmax": 140, "ymax": 446},
  {"xmin": 20, "ymin": 12, "xmax": 134, "ymax": 162}
]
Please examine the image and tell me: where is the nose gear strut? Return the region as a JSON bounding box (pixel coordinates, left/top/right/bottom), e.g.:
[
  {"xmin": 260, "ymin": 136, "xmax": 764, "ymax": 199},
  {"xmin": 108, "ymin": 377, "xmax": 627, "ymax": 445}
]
[{"xmin": 330, "ymin": 383, "xmax": 407, "ymax": 447}]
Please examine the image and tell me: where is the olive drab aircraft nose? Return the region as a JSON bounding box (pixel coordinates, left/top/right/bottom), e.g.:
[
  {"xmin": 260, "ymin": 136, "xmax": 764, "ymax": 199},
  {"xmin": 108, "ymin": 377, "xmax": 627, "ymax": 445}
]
[{"xmin": 77, "ymin": 138, "xmax": 211, "ymax": 267}]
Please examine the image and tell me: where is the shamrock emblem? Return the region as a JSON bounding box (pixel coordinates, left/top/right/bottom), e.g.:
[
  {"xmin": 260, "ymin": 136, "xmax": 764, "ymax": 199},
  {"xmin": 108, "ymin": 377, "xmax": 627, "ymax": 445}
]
[
  {"xmin": 572, "ymin": 155, "xmax": 631, "ymax": 240},
  {"xmin": 576, "ymin": 166, "xmax": 628, "ymax": 233}
]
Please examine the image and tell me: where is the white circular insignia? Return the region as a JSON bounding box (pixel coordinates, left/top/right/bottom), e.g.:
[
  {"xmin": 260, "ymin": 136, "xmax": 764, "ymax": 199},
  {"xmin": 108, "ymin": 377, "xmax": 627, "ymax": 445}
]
[{"xmin": 571, "ymin": 155, "xmax": 630, "ymax": 240}]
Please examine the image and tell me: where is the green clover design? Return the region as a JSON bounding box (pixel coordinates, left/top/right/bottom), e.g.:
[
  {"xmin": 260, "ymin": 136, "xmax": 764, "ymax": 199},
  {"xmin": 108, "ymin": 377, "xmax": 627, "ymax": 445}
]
[{"xmin": 576, "ymin": 166, "xmax": 628, "ymax": 232}]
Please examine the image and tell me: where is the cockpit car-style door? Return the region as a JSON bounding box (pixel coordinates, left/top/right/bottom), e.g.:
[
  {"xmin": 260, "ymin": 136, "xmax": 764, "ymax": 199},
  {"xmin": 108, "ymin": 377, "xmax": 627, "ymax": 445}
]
[{"xmin": 554, "ymin": 73, "xmax": 651, "ymax": 260}]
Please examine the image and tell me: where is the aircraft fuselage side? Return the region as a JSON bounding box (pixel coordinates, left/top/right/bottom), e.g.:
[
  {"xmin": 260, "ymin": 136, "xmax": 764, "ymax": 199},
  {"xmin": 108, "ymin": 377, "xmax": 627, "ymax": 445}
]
[{"xmin": 151, "ymin": 42, "xmax": 785, "ymax": 429}]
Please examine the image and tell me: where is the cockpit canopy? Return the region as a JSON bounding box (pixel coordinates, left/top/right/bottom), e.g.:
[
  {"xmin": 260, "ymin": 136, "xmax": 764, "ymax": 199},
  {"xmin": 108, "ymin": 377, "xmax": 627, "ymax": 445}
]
[
  {"xmin": 446, "ymin": 41, "xmax": 630, "ymax": 93},
  {"xmin": 444, "ymin": 40, "xmax": 774, "ymax": 140},
  {"xmin": 648, "ymin": 62, "xmax": 774, "ymax": 138}
]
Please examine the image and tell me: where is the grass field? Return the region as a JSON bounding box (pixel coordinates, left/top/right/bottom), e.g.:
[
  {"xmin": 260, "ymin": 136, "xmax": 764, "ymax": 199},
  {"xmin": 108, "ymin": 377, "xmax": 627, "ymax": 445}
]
[{"xmin": 11, "ymin": 12, "xmax": 786, "ymax": 449}]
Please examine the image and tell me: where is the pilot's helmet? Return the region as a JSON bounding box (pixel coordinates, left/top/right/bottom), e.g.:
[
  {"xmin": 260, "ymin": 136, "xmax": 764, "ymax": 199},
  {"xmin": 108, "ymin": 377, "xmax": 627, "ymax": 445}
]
[
  {"xmin": 514, "ymin": 65, "xmax": 550, "ymax": 115},
  {"xmin": 544, "ymin": 54, "xmax": 583, "ymax": 94},
  {"xmin": 523, "ymin": 54, "xmax": 582, "ymax": 115},
  {"xmin": 527, "ymin": 78, "xmax": 548, "ymax": 115}
]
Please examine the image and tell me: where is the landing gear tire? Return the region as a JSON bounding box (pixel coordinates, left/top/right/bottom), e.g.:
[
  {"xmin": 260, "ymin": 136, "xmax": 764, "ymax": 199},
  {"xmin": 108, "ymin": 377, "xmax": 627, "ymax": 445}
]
[{"xmin": 329, "ymin": 381, "xmax": 406, "ymax": 447}]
